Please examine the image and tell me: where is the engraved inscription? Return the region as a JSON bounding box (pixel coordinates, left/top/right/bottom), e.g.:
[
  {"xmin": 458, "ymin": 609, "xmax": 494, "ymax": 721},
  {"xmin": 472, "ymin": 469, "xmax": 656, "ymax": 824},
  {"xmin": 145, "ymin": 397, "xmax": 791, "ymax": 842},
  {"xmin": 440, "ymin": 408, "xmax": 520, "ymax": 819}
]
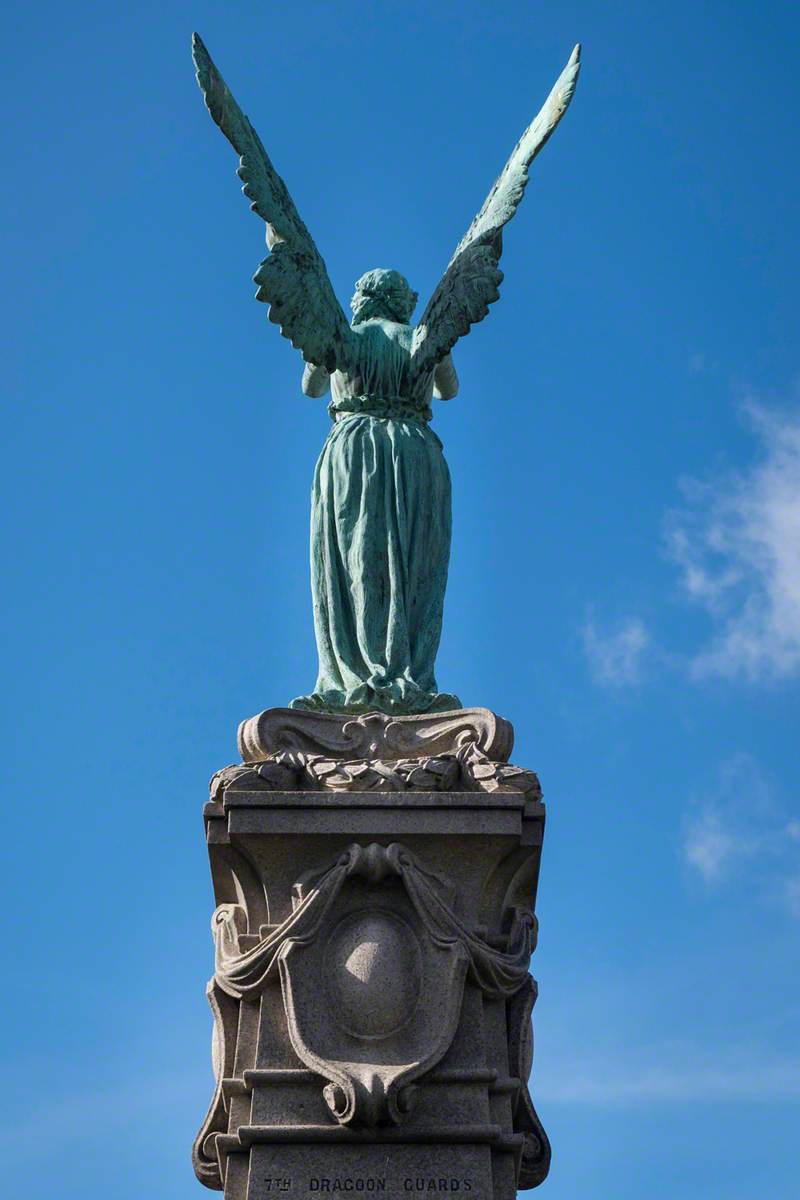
[
  {"xmin": 309, "ymin": 1181, "xmax": 387, "ymax": 1192},
  {"xmin": 306, "ymin": 1178, "xmax": 474, "ymax": 1195},
  {"xmin": 403, "ymin": 1182, "xmax": 473, "ymax": 1193}
]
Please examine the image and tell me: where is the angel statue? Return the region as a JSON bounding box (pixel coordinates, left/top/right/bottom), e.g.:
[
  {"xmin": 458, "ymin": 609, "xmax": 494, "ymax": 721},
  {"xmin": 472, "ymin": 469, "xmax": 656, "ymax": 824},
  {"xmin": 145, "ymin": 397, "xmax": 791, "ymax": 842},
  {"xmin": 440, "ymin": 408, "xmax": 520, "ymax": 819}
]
[{"xmin": 192, "ymin": 34, "xmax": 580, "ymax": 715}]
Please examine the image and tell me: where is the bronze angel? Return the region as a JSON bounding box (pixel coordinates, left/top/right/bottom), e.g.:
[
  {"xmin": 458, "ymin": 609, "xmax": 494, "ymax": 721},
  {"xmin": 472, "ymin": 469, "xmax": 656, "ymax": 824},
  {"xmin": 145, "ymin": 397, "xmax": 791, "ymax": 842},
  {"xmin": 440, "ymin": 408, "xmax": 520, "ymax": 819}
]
[{"xmin": 192, "ymin": 34, "xmax": 580, "ymax": 714}]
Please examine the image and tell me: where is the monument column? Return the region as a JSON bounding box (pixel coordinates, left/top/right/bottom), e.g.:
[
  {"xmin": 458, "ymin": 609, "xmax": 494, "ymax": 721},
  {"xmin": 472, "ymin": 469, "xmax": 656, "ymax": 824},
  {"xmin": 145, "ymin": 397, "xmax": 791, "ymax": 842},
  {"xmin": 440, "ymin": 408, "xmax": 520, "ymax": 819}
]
[
  {"xmin": 190, "ymin": 31, "xmax": 579, "ymax": 1199},
  {"xmin": 193, "ymin": 709, "xmax": 550, "ymax": 1199}
]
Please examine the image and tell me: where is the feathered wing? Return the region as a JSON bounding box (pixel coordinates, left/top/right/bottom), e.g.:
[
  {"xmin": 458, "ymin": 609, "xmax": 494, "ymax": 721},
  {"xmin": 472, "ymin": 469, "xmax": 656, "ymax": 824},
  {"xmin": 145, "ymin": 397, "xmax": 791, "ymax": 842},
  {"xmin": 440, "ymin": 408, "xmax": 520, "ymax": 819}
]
[
  {"xmin": 411, "ymin": 44, "xmax": 581, "ymax": 379},
  {"xmin": 192, "ymin": 34, "xmax": 352, "ymax": 372}
]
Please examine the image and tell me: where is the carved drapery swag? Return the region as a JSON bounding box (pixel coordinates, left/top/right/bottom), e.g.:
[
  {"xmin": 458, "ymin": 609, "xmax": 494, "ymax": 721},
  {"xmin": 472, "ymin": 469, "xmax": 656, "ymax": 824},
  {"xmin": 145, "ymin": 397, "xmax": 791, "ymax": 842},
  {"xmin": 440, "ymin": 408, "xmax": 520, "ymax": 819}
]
[
  {"xmin": 193, "ymin": 838, "xmax": 547, "ymax": 1186},
  {"xmin": 213, "ymin": 842, "xmax": 536, "ymax": 1001}
]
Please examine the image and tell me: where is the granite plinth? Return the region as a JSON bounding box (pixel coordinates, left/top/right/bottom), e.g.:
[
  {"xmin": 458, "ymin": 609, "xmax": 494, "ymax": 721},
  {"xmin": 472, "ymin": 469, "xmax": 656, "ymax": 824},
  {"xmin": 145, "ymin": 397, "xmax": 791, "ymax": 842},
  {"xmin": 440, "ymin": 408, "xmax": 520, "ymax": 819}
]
[{"xmin": 194, "ymin": 710, "xmax": 549, "ymax": 1199}]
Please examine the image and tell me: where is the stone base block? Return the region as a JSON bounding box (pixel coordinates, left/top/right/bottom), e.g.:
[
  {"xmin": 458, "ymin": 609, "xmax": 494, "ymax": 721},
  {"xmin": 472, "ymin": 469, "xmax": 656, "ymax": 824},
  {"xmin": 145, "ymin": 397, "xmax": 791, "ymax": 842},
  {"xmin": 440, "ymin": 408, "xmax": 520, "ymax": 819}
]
[
  {"xmin": 193, "ymin": 709, "xmax": 549, "ymax": 1199},
  {"xmin": 245, "ymin": 1144, "xmax": 494, "ymax": 1200}
]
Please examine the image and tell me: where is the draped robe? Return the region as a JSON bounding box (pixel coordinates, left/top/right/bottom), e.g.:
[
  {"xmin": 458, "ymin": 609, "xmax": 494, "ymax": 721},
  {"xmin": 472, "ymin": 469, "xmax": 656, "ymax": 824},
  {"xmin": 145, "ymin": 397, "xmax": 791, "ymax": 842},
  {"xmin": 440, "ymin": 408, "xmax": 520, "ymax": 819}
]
[{"xmin": 291, "ymin": 319, "xmax": 460, "ymax": 714}]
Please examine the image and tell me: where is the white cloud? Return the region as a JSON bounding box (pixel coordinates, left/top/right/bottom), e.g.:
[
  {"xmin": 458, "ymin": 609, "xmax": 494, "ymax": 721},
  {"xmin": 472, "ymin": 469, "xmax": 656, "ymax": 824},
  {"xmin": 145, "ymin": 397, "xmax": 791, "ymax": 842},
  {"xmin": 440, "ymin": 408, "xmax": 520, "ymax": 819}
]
[
  {"xmin": 666, "ymin": 403, "xmax": 800, "ymax": 680},
  {"xmin": 581, "ymin": 614, "xmax": 650, "ymax": 687},
  {"xmin": 682, "ymin": 754, "xmax": 800, "ymax": 915},
  {"xmin": 684, "ymin": 806, "xmax": 748, "ymax": 881}
]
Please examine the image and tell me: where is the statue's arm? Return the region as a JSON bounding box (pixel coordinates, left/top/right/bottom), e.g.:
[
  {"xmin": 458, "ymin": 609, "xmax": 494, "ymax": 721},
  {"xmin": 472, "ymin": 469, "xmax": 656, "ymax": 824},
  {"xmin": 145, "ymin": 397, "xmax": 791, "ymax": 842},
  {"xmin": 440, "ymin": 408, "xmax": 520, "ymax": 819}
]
[
  {"xmin": 302, "ymin": 363, "xmax": 331, "ymax": 398},
  {"xmin": 433, "ymin": 354, "xmax": 458, "ymax": 401}
]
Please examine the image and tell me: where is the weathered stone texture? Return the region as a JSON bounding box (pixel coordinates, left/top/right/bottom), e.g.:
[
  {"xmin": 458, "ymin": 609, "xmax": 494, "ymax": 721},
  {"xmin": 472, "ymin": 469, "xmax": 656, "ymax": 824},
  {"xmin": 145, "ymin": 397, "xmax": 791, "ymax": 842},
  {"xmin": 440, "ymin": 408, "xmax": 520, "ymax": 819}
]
[{"xmin": 194, "ymin": 710, "xmax": 549, "ymax": 1200}]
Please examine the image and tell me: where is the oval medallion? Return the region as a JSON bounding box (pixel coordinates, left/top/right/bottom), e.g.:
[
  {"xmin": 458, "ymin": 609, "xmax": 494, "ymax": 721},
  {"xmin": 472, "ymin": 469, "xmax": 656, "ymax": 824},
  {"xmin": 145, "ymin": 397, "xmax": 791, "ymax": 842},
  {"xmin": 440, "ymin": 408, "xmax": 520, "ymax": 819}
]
[{"xmin": 324, "ymin": 909, "xmax": 421, "ymax": 1039}]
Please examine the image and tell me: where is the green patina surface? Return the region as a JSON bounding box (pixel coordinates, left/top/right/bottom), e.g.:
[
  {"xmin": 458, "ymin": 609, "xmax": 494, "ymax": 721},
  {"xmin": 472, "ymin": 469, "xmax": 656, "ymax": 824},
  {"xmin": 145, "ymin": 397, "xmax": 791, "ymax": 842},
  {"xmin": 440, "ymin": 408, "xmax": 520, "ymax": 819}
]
[{"xmin": 192, "ymin": 34, "xmax": 580, "ymax": 713}]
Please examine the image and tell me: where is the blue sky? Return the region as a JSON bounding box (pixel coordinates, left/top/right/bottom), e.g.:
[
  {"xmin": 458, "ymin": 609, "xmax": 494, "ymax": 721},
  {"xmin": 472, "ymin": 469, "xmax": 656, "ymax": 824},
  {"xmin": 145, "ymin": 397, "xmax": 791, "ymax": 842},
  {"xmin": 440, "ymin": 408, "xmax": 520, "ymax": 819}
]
[{"xmin": 2, "ymin": 2, "xmax": 798, "ymax": 1198}]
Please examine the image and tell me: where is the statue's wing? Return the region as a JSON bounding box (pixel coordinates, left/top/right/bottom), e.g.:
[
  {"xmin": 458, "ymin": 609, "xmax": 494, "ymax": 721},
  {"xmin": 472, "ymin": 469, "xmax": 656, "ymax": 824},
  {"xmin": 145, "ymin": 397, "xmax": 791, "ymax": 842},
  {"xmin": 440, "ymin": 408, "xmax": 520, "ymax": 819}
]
[
  {"xmin": 411, "ymin": 44, "xmax": 580, "ymax": 378},
  {"xmin": 192, "ymin": 34, "xmax": 352, "ymax": 372}
]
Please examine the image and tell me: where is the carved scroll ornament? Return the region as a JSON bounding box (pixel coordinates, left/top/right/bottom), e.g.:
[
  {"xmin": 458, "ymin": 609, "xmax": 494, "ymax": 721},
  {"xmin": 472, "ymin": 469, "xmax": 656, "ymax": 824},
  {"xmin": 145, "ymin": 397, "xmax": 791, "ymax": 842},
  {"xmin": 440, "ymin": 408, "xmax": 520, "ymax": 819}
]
[{"xmin": 237, "ymin": 707, "xmax": 515, "ymax": 764}]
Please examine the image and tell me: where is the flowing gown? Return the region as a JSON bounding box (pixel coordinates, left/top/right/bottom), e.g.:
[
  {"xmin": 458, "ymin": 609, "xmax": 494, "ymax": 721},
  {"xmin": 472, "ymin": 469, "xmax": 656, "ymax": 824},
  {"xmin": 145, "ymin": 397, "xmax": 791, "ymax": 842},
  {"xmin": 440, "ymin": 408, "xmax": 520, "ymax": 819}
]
[{"xmin": 291, "ymin": 318, "xmax": 461, "ymax": 714}]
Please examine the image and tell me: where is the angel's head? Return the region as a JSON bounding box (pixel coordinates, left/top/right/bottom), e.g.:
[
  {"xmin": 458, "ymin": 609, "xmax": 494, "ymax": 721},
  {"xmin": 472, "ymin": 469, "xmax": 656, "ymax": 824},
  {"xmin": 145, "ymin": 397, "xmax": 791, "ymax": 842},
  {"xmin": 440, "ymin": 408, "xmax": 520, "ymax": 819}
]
[{"xmin": 350, "ymin": 268, "xmax": 418, "ymax": 327}]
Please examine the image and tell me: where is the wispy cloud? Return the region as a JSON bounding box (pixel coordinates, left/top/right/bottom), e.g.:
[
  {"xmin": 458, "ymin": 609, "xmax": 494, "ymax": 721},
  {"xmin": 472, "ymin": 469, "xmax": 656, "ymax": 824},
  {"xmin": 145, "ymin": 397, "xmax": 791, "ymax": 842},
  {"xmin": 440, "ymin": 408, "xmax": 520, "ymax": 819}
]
[
  {"xmin": 581, "ymin": 614, "xmax": 650, "ymax": 687},
  {"xmin": 684, "ymin": 805, "xmax": 750, "ymax": 881},
  {"xmin": 666, "ymin": 403, "xmax": 800, "ymax": 680},
  {"xmin": 682, "ymin": 753, "xmax": 800, "ymax": 915}
]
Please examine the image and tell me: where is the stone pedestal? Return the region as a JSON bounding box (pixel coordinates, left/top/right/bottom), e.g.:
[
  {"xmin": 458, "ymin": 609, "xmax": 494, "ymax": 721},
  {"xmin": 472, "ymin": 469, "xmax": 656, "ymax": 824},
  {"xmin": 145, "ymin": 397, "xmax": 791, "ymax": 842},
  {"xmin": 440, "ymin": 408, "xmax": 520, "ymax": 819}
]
[{"xmin": 194, "ymin": 709, "xmax": 549, "ymax": 1199}]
